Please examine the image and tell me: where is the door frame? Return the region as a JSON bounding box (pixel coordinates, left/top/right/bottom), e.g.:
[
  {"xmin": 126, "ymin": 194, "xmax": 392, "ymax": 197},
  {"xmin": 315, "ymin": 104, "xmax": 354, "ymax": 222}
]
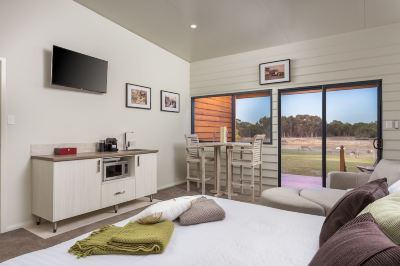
[
  {"xmin": 0, "ymin": 58, "xmax": 6, "ymax": 233},
  {"xmin": 278, "ymin": 80, "xmax": 382, "ymax": 187}
]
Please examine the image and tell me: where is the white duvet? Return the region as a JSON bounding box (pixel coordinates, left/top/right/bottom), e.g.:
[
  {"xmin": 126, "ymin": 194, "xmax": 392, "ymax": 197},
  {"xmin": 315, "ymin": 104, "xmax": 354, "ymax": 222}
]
[{"xmin": 2, "ymin": 197, "xmax": 324, "ymax": 266}]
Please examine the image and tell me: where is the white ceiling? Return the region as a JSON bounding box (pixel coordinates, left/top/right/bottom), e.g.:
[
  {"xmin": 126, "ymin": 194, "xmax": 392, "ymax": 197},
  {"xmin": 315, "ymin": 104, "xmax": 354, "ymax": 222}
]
[{"xmin": 74, "ymin": 0, "xmax": 400, "ymax": 62}]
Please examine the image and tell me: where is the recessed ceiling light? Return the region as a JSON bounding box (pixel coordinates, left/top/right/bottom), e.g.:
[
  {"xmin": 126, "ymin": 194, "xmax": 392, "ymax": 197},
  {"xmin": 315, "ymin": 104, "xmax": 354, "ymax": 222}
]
[{"xmin": 190, "ymin": 24, "xmax": 197, "ymax": 29}]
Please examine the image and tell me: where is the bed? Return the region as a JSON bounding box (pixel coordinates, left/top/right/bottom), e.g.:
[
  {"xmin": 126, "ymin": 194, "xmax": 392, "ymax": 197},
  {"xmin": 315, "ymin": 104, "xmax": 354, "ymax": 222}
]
[{"xmin": 1, "ymin": 197, "xmax": 324, "ymax": 266}]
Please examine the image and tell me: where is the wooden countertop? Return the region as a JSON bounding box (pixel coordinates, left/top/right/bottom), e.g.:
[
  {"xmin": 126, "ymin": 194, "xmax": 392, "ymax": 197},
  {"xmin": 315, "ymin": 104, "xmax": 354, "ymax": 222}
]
[{"xmin": 31, "ymin": 149, "xmax": 159, "ymax": 162}]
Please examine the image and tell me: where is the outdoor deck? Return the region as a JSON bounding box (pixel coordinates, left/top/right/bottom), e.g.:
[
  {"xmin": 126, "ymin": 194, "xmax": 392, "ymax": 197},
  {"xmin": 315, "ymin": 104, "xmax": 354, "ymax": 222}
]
[{"xmin": 281, "ymin": 173, "xmax": 322, "ymax": 189}]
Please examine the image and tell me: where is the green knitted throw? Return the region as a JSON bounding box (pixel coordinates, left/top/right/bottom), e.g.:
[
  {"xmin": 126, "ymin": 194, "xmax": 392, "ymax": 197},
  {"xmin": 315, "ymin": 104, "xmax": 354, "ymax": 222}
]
[{"xmin": 69, "ymin": 220, "xmax": 174, "ymax": 258}]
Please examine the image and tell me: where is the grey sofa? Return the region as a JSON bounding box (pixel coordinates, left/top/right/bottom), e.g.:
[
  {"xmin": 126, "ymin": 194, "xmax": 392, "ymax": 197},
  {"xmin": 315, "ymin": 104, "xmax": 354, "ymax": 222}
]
[{"xmin": 261, "ymin": 159, "xmax": 400, "ymax": 216}]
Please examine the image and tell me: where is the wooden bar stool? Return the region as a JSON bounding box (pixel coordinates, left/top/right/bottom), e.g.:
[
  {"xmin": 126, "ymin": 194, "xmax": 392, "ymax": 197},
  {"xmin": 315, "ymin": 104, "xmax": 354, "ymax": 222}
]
[
  {"xmin": 185, "ymin": 134, "xmax": 215, "ymax": 195},
  {"xmin": 229, "ymin": 134, "xmax": 265, "ymax": 202}
]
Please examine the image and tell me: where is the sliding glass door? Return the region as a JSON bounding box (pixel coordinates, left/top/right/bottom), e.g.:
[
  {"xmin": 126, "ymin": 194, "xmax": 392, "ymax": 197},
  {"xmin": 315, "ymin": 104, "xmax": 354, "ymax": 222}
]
[
  {"xmin": 326, "ymin": 84, "xmax": 380, "ymax": 173},
  {"xmin": 278, "ymin": 80, "xmax": 382, "ymax": 189},
  {"xmin": 280, "ymin": 89, "xmax": 323, "ymax": 189}
]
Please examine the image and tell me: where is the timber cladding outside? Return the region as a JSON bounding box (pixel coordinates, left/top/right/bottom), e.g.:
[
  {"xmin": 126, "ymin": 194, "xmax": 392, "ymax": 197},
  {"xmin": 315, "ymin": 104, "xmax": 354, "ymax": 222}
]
[{"xmin": 194, "ymin": 96, "xmax": 233, "ymax": 141}]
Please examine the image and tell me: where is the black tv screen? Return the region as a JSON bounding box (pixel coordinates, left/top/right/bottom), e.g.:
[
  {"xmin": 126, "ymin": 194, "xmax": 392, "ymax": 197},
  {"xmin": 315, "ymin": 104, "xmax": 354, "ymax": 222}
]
[{"xmin": 51, "ymin": 46, "xmax": 108, "ymax": 93}]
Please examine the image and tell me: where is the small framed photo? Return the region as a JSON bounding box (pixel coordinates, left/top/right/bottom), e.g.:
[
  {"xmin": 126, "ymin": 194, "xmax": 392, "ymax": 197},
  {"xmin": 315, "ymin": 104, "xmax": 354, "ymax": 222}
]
[
  {"xmin": 160, "ymin": 90, "xmax": 180, "ymax": 113},
  {"xmin": 259, "ymin": 59, "xmax": 290, "ymax": 85},
  {"xmin": 126, "ymin": 83, "xmax": 151, "ymax": 110}
]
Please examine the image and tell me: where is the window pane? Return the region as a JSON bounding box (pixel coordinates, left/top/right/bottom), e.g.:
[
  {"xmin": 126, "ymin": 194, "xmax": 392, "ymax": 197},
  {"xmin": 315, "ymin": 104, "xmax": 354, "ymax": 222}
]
[
  {"xmin": 192, "ymin": 91, "xmax": 272, "ymax": 143},
  {"xmin": 326, "ymin": 86, "xmax": 378, "ymax": 172},
  {"xmin": 235, "ymin": 92, "xmax": 271, "ymax": 143},
  {"xmin": 280, "ymin": 90, "xmax": 323, "ymax": 188},
  {"xmin": 193, "ymin": 96, "xmax": 233, "ymax": 142}
]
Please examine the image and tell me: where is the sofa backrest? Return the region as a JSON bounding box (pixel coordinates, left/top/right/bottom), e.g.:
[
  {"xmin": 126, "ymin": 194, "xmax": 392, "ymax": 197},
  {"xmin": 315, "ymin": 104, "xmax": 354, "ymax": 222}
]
[{"xmin": 369, "ymin": 159, "xmax": 400, "ymax": 186}]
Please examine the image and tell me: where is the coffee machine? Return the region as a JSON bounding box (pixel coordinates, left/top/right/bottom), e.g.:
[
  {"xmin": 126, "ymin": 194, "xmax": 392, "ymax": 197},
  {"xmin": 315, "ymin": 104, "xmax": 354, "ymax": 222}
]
[{"xmin": 104, "ymin": 138, "xmax": 118, "ymax": 152}]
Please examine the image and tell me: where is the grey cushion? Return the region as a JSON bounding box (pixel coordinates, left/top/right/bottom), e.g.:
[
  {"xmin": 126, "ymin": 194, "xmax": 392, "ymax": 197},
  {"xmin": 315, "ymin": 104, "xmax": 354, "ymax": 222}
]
[
  {"xmin": 262, "ymin": 187, "xmax": 325, "ymax": 216},
  {"xmin": 179, "ymin": 198, "xmax": 225, "ymax": 225},
  {"xmin": 369, "ymin": 159, "xmax": 400, "ymax": 186},
  {"xmin": 327, "ymin": 171, "xmax": 371, "ymax": 189},
  {"xmin": 300, "ymin": 188, "xmax": 347, "ymax": 214}
]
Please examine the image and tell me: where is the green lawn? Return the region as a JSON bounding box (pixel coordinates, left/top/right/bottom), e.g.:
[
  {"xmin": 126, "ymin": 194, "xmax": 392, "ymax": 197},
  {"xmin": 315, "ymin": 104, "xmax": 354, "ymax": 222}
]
[{"xmin": 281, "ymin": 149, "xmax": 375, "ymax": 176}]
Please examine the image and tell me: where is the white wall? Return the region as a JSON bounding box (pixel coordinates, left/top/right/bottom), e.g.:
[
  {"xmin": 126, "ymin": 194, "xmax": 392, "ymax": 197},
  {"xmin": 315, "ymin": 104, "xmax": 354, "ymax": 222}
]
[
  {"xmin": 0, "ymin": 0, "xmax": 190, "ymax": 232},
  {"xmin": 0, "ymin": 58, "xmax": 6, "ymax": 233},
  {"xmin": 191, "ymin": 23, "xmax": 400, "ymax": 188}
]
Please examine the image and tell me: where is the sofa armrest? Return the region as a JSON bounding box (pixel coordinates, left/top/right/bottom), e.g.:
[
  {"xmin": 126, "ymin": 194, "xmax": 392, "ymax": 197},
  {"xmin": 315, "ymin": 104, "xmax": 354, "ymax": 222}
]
[{"xmin": 327, "ymin": 171, "xmax": 371, "ymax": 190}]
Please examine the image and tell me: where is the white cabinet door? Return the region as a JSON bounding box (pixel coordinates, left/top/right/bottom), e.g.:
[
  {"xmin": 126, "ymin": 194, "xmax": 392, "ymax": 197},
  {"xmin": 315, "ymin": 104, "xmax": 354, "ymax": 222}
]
[
  {"xmin": 135, "ymin": 153, "xmax": 157, "ymax": 199},
  {"xmin": 53, "ymin": 159, "xmax": 102, "ymax": 221}
]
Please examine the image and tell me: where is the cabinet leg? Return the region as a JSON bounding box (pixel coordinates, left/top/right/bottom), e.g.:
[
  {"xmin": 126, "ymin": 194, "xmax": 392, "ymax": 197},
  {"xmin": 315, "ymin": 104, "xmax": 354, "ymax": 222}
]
[
  {"xmin": 114, "ymin": 204, "xmax": 119, "ymax": 213},
  {"xmin": 36, "ymin": 217, "xmax": 41, "ymax": 226},
  {"xmin": 53, "ymin": 222, "xmax": 57, "ymax": 233},
  {"xmin": 149, "ymin": 195, "xmax": 153, "ymax": 202}
]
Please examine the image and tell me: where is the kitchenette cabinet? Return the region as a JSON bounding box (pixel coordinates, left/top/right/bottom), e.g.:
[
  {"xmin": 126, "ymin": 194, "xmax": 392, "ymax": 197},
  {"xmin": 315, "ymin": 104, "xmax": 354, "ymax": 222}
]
[
  {"xmin": 135, "ymin": 153, "xmax": 157, "ymax": 199},
  {"xmin": 31, "ymin": 150, "xmax": 158, "ymax": 232}
]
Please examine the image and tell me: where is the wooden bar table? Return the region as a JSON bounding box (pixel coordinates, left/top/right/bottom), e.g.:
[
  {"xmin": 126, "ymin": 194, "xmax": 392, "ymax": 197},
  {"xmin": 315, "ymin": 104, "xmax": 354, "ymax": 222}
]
[{"xmin": 195, "ymin": 142, "xmax": 251, "ymax": 198}]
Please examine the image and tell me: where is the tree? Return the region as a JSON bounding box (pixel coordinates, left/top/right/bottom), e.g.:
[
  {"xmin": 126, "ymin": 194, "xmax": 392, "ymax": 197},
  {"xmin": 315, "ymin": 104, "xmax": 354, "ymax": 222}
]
[{"xmin": 236, "ymin": 114, "xmax": 376, "ymax": 139}]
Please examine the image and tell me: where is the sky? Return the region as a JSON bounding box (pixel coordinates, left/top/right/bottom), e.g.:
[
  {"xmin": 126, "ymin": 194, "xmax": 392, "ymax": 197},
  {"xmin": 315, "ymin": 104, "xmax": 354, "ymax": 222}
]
[
  {"xmin": 235, "ymin": 87, "xmax": 377, "ymax": 124},
  {"xmin": 236, "ymin": 96, "xmax": 270, "ymax": 123},
  {"xmin": 281, "ymin": 87, "xmax": 378, "ymax": 123}
]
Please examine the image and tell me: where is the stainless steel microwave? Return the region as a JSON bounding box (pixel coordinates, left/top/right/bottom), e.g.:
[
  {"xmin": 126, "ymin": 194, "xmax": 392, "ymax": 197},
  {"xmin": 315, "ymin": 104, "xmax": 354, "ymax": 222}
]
[{"xmin": 103, "ymin": 157, "xmax": 129, "ymax": 182}]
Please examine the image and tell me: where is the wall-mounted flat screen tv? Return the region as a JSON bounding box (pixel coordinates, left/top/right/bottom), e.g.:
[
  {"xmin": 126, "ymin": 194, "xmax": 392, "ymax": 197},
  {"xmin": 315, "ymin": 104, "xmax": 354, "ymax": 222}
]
[{"xmin": 51, "ymin": 45, "xmax": 108, "ymax": 93}]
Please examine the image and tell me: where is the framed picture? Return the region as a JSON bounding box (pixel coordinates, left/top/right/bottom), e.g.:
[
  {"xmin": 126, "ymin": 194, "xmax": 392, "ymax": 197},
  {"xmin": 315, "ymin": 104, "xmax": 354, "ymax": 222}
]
[
  {"xmin": 259, "ymin": 59, "xmax": 290, "ymax": 85},
  {"xmin": 160, "ymin": 90, "xmax": 180, "ymax": 113},
  {"xmin": 126, "ymin": 83, "xmax": 151, "ymax": 110}
]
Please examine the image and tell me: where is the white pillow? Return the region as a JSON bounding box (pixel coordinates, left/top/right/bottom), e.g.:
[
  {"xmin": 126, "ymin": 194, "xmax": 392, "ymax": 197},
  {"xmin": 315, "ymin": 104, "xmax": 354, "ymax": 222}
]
[
  {"xmin": 131, "ymin": 195, "xmax": 201, "ymax": 224},
  {"xmin": 389, "ymin": 179, "xmax": 400, "ymax": 194}
]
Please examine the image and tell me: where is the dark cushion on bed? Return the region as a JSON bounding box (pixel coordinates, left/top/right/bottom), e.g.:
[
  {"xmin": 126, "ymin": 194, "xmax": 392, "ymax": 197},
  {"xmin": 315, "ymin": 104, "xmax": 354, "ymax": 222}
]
[
  {"xmin": 310, "ymin": 213, "xmax": 400, "ymax": 266},
  {"xmin": 179, "ymin": 198, "xmax": 225, "ymax": 225},
  {"xmin": 319, "ymin": 178, "xmax": 388, "ymax": 246}
]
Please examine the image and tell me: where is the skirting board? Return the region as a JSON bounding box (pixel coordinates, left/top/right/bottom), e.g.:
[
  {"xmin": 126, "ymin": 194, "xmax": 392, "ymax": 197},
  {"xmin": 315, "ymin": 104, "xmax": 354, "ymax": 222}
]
[
  {"xmin": 5, "ymin": 220, "xmax": 35, "ymax": 233},
  {"xmin": 157, "ymin": 179, "xmax": 186, "ymax": 190}
]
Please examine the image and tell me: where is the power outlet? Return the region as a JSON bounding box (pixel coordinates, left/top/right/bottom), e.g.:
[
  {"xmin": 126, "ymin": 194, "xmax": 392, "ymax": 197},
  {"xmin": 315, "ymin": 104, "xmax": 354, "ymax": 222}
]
[{"xmin": 385, "ymin": 120, "xmax": 393, "ymax": 129}]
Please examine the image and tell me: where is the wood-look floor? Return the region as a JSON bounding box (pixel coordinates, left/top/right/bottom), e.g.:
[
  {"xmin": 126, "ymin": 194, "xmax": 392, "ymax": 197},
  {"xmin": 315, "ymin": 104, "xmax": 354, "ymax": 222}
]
[{"xmin": 0, "ymin": 183, "xmax": 264, "ymax": 263}]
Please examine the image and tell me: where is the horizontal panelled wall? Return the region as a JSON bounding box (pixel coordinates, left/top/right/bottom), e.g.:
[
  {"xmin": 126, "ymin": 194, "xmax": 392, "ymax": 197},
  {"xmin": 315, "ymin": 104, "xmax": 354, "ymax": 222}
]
[{"xmin": 190, "ymin": 23, "xmax": 400, "ymax": 189}]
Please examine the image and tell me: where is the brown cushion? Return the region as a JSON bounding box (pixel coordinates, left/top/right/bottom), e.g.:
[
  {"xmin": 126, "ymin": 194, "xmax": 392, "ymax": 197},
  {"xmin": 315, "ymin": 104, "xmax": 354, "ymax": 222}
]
[
  {"xmin": 319, "ymin": 178, "xmax": 389, "ymax": 246},
  {"xmin": 310, "ymin": 213, "xmax": 400, "ymax": 266},
  {"xmin": 179, "ymin": 198, "xmax": 225, "ymax": 225}
]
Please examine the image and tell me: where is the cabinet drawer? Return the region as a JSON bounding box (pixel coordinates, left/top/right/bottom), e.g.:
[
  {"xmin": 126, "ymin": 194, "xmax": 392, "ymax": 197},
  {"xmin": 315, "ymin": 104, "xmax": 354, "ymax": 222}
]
[{"xmin": 101, "ymin": 178, "xmax": 135, "ymax": 208}]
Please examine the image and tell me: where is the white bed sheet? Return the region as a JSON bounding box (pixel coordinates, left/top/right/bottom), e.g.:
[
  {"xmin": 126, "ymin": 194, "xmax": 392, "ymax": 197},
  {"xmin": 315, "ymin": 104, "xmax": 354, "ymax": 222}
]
[{"xmin": 1, "ymin": 197, "xmax": 324, "ymax": 266}]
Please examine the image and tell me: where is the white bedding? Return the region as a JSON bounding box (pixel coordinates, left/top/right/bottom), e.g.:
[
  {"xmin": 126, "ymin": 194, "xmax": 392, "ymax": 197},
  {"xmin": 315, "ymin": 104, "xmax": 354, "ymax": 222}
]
[{"xmin": 1, "ymin": 197, "xmax": 324, "ymax": 266}]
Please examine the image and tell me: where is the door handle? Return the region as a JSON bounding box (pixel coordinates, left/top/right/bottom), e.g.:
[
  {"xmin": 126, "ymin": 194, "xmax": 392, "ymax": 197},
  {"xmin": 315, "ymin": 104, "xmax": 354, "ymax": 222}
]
[
  {"xmin": 137, "ymin": 156, "xmax": 140, "ymax": 167},
  {"xmin": 114, "ymin": 190, "xmax": 126, "ymax": 196},
  {"xmin": 373, "ymin": 139, "xmax": 378, "ymax": 149},
  {"xmin": 373, "ymin": 138, "xmax": 383, "ymax": 150},
  {"xmin": 97, "ymin": 160, "xmax": 101, "ymax": 173}
]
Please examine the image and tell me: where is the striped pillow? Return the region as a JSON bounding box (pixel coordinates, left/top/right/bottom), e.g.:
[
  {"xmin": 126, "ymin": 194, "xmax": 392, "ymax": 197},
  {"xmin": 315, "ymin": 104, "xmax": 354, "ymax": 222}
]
[
  {"xmin": 360, "ymin": 192, "xmax": 400, "ymax": 244},
  {"xmin": 310, "ymin": 213, "xmax": 400, "ymax": 266}
]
